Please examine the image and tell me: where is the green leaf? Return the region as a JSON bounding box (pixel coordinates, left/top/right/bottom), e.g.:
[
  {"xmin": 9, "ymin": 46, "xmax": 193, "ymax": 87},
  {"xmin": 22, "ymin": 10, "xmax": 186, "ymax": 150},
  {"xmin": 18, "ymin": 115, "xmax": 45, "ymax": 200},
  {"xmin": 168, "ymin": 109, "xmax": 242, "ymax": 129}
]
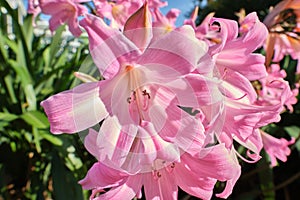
[
  {"xmin": 20, "ymin": 111, "xmax": 49, "ymax": 129},
  {"xmin": 285, "ymin": 126, "xmax": 300, "ymax": 152},
  {"xmin": 21, "ymin": 15, "xmax": 34, "ymax": 52},
  {"xmin": 24, "ymin": 84, "xmax": 37, "ymax": 111},
  {"xmin": 39, "ymin": 130, "xmax": 63, "ymax": 146},
  {"xmin": 49, "ymin": 25, "xmax": 66, "ymax": 67},
  {"xmin": 3, "ymin": 37, "xmax": 18, "ymax": 54},
  {"xmin": 51, "ymin": 152, "xmax": 84, "ymax": 200},
  {"xmin": 284, "ymin": 126, "xmax": 300, "ymax": 138},
  {"xmin": 0, "ymin": 112, "xmax": 18, "ymax": 122},
  {"xmin": 257, "ymin": 151, "xmax": 275, "ymax": 200},
  {"xmin": 4, "ymin": 75, "xmax": 18, "ymax": 104},
  {"xmin": 8, "ymin": 59, "xmax": 36, "ymax": 110},
  {"xmin": 0, "ymin": 30, "xmax": 8, "ymax": 61},
  {"xmin": 33, "ymin": 127, "xmax": 41, "ymax": 153}
]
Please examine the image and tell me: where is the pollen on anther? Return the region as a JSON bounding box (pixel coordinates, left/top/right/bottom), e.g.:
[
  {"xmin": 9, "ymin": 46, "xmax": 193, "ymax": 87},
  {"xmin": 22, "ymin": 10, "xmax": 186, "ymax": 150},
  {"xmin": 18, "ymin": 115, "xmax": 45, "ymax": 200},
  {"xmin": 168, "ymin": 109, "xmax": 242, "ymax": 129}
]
[{"xmin": 157, "ymin": 171, "xmax": 162, "ymax": 177}]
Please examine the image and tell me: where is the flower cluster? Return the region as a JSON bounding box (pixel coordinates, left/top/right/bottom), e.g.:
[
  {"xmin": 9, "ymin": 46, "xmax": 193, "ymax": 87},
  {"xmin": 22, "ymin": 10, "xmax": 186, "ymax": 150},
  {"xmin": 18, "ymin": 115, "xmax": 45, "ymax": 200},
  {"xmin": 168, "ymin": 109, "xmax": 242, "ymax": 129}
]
[{"xmin": 32, "ymin": 0, "xmax": 298, "ymax": 199}]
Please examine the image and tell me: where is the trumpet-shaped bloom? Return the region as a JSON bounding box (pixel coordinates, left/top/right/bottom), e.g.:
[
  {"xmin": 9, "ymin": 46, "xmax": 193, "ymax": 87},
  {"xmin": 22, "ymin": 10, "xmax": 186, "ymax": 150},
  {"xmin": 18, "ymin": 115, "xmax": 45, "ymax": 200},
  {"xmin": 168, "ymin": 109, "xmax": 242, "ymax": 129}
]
[
  {"xmin": 41, "ymin": 4, "xmax": 221, "ymax": 172},
  {"xmin": 79, "ymin": 144, "xmax": 241, "ymax": 200},
  {"xmin": 256, "ymin": 64, "xmax": 298, "ymax": 112},
  {"xmin": 209, "ymin": 12, "xmax": 268, "ymax": 82},
  {"xmin": 188, "ymin": 12, "xmax": 281, "ymax": 163},
  {"xmin": 261, "ymin": 130, "xmax": 295, "ymax": 167},
  {"xmin": 39, "ymin": 0, "xmax": 88, "ymax": 37}
]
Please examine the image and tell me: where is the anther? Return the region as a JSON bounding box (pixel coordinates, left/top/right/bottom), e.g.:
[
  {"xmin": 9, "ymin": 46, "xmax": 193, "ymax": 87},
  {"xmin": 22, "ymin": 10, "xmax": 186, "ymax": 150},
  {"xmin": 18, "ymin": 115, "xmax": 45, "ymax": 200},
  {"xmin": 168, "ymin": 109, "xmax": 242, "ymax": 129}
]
[{"xmin": 142, "ymin": 89, "xmax": 150, "ymax": 99}]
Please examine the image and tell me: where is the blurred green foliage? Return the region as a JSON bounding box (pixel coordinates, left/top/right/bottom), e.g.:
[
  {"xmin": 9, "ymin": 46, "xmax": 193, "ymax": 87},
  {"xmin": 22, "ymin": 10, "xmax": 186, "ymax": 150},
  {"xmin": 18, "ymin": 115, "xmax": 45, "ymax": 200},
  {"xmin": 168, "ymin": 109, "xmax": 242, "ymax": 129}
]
[{"xmin": 0, "ymin": 1, "xmax": 95, "ymax": 199}]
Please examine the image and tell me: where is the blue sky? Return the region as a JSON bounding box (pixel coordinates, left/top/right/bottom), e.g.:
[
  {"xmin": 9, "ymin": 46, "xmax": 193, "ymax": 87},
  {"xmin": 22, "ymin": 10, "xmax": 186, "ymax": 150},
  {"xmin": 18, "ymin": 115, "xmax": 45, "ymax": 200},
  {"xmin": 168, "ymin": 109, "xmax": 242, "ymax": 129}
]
[
  {"xmin": 161, "ymin": 0, "xmax": 196, "ymax": 25},
  {"xmin": 23, "ymin": 0, "xmax": 196, "ymax": 26}
]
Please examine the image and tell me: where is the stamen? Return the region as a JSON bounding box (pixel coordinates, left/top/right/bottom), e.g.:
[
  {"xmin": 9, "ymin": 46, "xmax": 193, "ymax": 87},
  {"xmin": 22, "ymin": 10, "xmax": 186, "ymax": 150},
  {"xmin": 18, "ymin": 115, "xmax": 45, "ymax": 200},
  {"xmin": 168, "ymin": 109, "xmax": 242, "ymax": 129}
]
[
  {"xmin": 142, "ymin": 89, "xmax": 151, "ymax": 99},
  {"xmin": 166, "ymin": 162, "xmax": 175, "ymax": 173},
  {"xmin": 152, "ymin": 170, "xmax": 162, "ymax": 180}
]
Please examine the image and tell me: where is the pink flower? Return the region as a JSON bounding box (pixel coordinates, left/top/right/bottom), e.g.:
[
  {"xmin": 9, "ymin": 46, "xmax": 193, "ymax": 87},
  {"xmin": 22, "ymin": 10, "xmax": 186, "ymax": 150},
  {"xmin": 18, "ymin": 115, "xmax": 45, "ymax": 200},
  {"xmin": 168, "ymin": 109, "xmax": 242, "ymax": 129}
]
[
  {"xmin": 39, "ymin": 0, "xmax": 88, "ymax": 37},
  {"xmin": 184, "ymin": 10, "xmax": 220, "ymax": 45},
  {"xmin": 152, "ymin": 8, "xmax": 181, "ymax": 33},
  {"xmin": 79, "ymin": 144, "xmax": 241, "ymax": 200},
  {"xmin": 209, "ymin": 12, "xmax": 268, "ymax": 82},
  {"xmin": 261, "ymin": 130, "xmax": 295, "ymax": 167},
  {"xmin": 41, "ymin": 3, "xmax": 220, "ymax": 172},
  {"xmin": 190, "ymin": 12, "xmax": 268, "ymax": 98},
  {"xmin": 147, "ymin": 0, "xmax": 168, "ymax": 9},
  {"xmin": 93, "ymin": 0, "xmax": 143, "ymax": 29},
  {"xmin": 263, "ymin": 0, "xmax": 300, "ymax": 67},
  {"xmin": 27, "ymin": 0, "xmax": 41, "ymax": 25},
  {"xmin": 191, "ymin": 12, "xmax": 286, "ymax": 163},
  {"xmin": 256, "ymin": 64, "xmax": 298, "ymax": 112},
  {"xmin": 93, "ymin": 0, "xmax": 169, "ymax": 29}
]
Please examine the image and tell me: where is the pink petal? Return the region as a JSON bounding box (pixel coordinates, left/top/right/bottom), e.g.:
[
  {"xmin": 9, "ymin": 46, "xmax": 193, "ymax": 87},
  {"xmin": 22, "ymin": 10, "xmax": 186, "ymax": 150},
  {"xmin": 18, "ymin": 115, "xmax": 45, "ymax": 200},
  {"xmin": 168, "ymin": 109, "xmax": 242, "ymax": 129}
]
[
  {"xmin": 124, "ymin": 2, "xmax": 152, "ymax": 51},
  {"xmin": 98, "ymin": 75, "xmax": 139, "ymax": 125},
  {"xmin": 185, "ymin": 144, "xmax": 240, "ymax": 181},
  {"xmin": 48, "ymin": 11, "xmax": 67, "ymax": 32},
  {"xmin": 216, "ymin": 149, "xmax": 241, "ymax": 198},
  {"xmin": 79, "ymin": 162, "xmax": 127, "ymax": 190},
  {"xmin": 87, "ymin": 116, "xmax": 181, "ymax": 173},
  {"xmin": 138, "ymin": 26, "xmax": 208, "ymax": 77},
  {"xmin": 219, "ymin": 67, "xmax": 258, "ymax": 102},
  {"xmin": 39, "ymin": 0, "xmax": 86, "ymax": 37},
  {"xmin": 179, "ymin": 74, "xmax": 223, "ymax": 106},
  {"xmin": 208, "ymin": 17, "xmax": 239, "ymax": 54},
  {"xmin": 83, "ymin": 128, "xmax": 98, "ymax": 157},
  {"xmin": 137, "ymin": 120, "xmax": 181, "ymax": 164},
  {"xmin": 233, "ymin": 129, "xmax": 263, "ymax": 163},
  {"xmin": 239, "ymin": 12, "xmax": 268, "ymax": 53},
  {"xmin": 175, "ymin": 164, "xmax": 215, "ymax": 200},
  {"xmin": 95, "ymin": 175, "xmax": 143, "ymax": 200},
  {"xmin": 143, "ymin": 170, "xmax": 178, "ymax": 199},
  {"xmin": 40, "ymin": 82, "xmax": 107, "ymax": 134},
  {"xmin": 88, "ymin": 116, "xmax": 139, "ymax": 171},
  {"xmin": 261, "ymin": 130, "xmax": 295, "ymax": 166},
  {"xmin": 216, "ymin": 51, "xmax": 267, "ymax": 81},
  {"xmin": 146, "ymin": 86, "xmax": 205, "ymax": 151},
  {"xmin": 166, "ymin": 8, "xmax": 181, "ymax": 24},
  {"xmin": 79, "ymin": 14, "xmax": 141, "ymax": 80}
]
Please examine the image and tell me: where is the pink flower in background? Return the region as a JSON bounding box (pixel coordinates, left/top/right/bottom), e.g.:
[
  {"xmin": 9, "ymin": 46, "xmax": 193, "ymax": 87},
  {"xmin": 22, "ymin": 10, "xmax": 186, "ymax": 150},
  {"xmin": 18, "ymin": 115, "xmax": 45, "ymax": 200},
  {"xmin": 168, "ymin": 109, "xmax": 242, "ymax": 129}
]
[
  {"xmin": 79, "ymin": 144, "xmax": 240, "ymax": 200},
  {"xmin": 152, "ymin": 8, "xmax": 181, "ymax": 32},
  {"xmin": 261, "ymin": 130, "xmax": 295, "ymax": 167},
  {"xmin": 263, "ymin": 0, "xmax": 300, "ymax": 69},
  {"xmin": 147, "ymin": 0, "xmax": 168, "ymax": 9},
  {"xmin": 184, "ymin": 10, "xmax": 220, "ymax": 45},
  {"xmin": 28, "ymin": 0, "xmax": 41, "ymax": 25},
  {"xmin": 209, "ymin": 12, "xmax": 268, "ymax": 82},
  {"xmin": 189, "ymin": 12, "xmax": 281, "ymax": 163},
  {"xmin": 94, "ymin": 0, "xmax": 143, "ymax": 29},
  {"xmin": 39, "ymin": 0, "xmax": 89, "ymax": 37},
  {"xmin": 256, "ymin": 64, "xmax": 299, "ymax": 112},
  {"xmin": 93, "ymin": 0, "xmax": 170, "ymax": 29}
]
